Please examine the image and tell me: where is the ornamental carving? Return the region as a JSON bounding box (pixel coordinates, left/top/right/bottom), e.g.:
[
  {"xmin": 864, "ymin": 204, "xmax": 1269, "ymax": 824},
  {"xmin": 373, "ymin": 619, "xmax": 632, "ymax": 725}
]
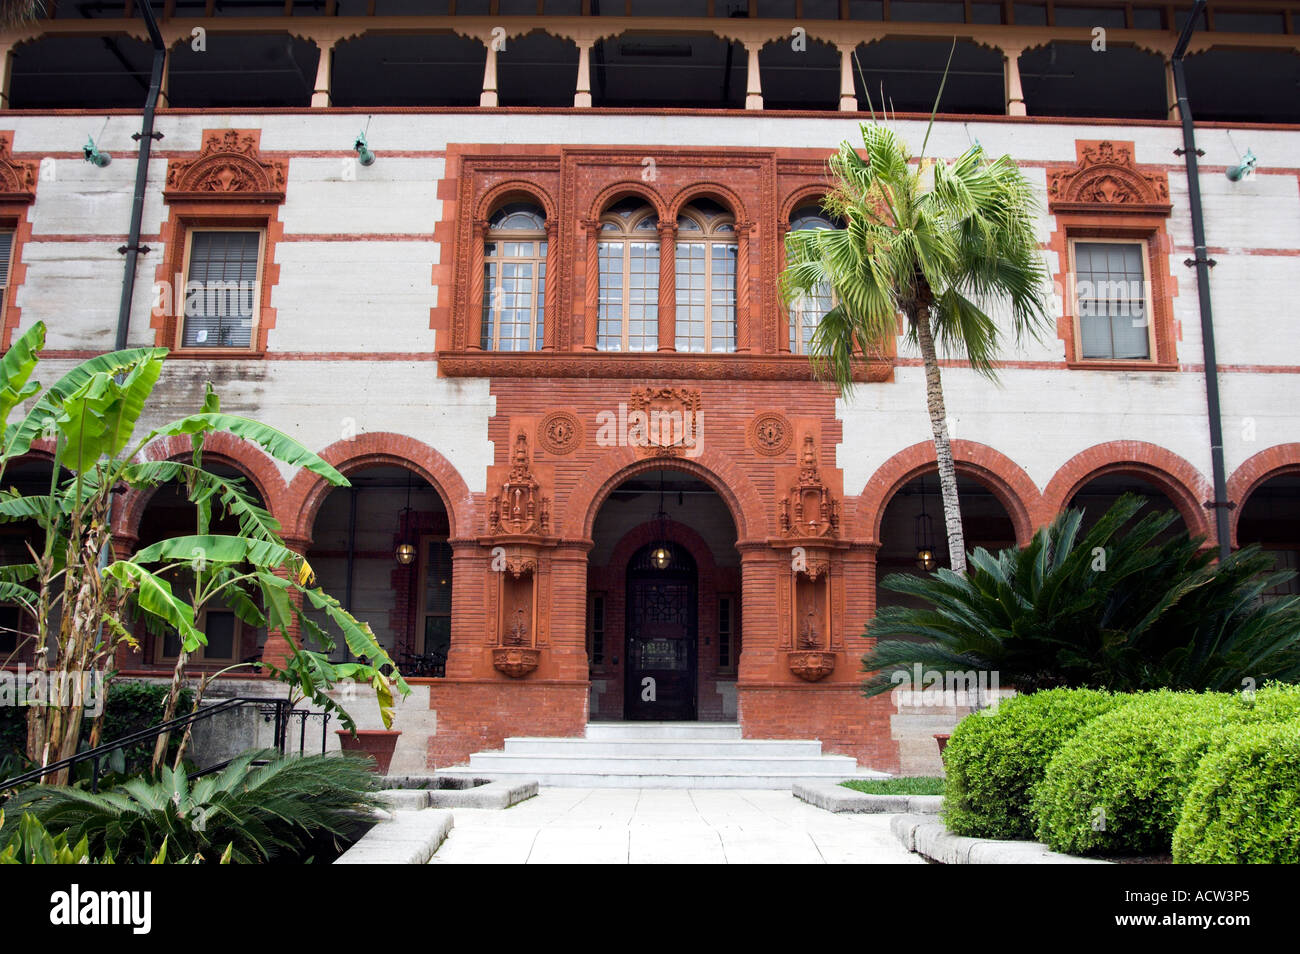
[
  {"xmin": 788, "ymin": 650, "xmax": 836, "ymax": 682},
  {"xmin": 164, "ymin": 129, "xmax": 287, "ymax": 203},
  {"xmin": 492, "ymin": 645, "xmax": 540, "ymax": 678},
  {"xmin": 1046, "ymin": 141, "xmax": 1171, "ymax": 216},
  {"xmin": 487, "ymin": 432, "xmax": 550, "ymax": 536},
  {"xmin": 0, "ymin": 133, "xmax": 36, "ymax": 204},
  {"xmin": 748, "ymin": 411, "xmax": 792, "ymax": 457},
  {"xmin": 624, "ymin": 387, "xmax": 702, "ymax": 458},
  {"xmin": 537, "ymin": 410, "xmax": 582, "ymax": 456},
  {"xmin": 778, "ymin": 434, "xmax": 840, "ymax": 539}
]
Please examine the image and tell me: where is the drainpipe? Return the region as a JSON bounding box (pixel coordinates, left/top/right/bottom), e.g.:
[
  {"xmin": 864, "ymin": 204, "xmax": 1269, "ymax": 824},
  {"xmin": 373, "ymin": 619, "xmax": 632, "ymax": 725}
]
[
  {"xmin": 114, "ymin": 1, "xmax": 166, "ymax": 352},
  {"xmin": 1170, "ymin": 0, "xmax": 1231, "ymax": 562}
]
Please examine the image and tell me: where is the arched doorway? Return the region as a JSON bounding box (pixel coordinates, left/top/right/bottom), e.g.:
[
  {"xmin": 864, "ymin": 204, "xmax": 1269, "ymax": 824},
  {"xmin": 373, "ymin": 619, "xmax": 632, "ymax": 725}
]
[
  {"xmin": 624, "ymin": 542, "xmax": 698, "ymax": 721},
  {"xmin": 586, "ymin": 466, "xmax": 742, "ymax": 723}
]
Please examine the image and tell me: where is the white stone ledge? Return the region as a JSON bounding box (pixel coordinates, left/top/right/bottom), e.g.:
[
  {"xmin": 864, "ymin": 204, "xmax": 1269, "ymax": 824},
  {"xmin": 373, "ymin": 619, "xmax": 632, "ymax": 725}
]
[
  {"xmin": 794, "ymin": 780, "xmax": 943, "ymax": 815},
  {"xmin": 890, "ymin": 814, "xmax": 1113, "ymax": 865},
  {"xmin": 333, "ymin": 809, "xmax": 454, "ymax": 865}
]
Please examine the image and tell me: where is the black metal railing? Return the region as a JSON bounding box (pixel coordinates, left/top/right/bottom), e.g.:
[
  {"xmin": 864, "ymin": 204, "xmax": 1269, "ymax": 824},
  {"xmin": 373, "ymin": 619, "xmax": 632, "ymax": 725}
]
[{"xmin": 0, "ymin": 696, "xmax": 331, "ymax": 795}]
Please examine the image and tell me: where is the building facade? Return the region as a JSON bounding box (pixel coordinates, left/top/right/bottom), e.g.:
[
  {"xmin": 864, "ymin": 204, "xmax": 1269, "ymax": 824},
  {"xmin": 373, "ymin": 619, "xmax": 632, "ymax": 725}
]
[{"xmin": 1, "ymin": 1, "xmax": 1298, "ymax": 775}]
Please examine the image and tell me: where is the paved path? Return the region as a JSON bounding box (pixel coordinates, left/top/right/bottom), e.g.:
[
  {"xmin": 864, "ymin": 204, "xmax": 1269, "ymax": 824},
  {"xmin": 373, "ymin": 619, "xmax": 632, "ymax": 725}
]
[{"xmin": 429, "ymin": 787, "xmax": 924, "ymax": 864}]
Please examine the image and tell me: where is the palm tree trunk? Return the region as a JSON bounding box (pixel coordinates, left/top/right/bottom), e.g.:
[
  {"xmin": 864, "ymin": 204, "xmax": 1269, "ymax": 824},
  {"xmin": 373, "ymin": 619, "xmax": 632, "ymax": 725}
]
[{"xmin": 913, "ymin": 304, "xmax": 967, "ymax": 574}]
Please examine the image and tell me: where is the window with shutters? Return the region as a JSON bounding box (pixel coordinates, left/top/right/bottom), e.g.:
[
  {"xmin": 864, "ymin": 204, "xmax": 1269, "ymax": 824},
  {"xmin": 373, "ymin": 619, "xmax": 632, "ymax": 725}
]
[
  {"xmin": 481, "ymin": 203, "xmax": 547, "ymax": 351},
  {"xmin": 179, "ymin": 228, "xmax": 264, "ymax": 350},
  {"xmin": 785, "ymin": 206, "xmax": 842, "ymax": 355},
  {"xmin": 1070, "ymin": 239, "xmax": 1154, "ymax": 361},
  {"xmin": 675, "ymin": 199, "xmax": 737, "ymax": 353},
  {"xmin": 0, "ymin": 229, "xmax": 13, "ymax": 332},
  {"xmin": 597, "ymin": 199, "xmax": 660, "ymax": 352},
  {"xmin": 156, "ymin": 606, "xmax": 244, "ymax": 665}
]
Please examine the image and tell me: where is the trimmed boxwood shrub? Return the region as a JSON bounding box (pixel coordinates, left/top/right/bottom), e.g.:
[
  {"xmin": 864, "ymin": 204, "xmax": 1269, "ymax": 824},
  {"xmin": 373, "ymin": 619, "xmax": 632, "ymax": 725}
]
[
  {"xmin": 1033, "ymin": 690, "xmax": 1275, "ymax": 856},
  {"xmin": 942, "ymin": 688, "xmax": 1119, "ymax": 840},
  {"xmin": 1172, "ymin": 720, "xmax": 1300, "ymax": 864}
]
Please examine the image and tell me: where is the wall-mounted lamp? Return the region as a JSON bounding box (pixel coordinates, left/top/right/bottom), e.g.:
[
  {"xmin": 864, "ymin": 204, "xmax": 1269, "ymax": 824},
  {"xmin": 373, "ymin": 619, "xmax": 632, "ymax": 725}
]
[
  {"xmin": 1226, "ymin": 149, "xmax": 1257, "ymax": 182},
  {"xmin": 354, "ymin": 130, "xmax": 375, "ymax": 167},
  {"xmin": 83, "ymin": 137, "xmax": 111, "ymax": 167}
]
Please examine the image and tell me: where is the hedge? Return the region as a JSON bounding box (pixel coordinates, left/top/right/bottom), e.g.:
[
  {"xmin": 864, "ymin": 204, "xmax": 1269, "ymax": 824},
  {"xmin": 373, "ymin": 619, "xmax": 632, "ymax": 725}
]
[
  {"xmin": 1032, "ymin": 689, "xmax": 1295, "ymax": 857},
  {"xmin": 941, "ymin": 688, "xmax": 1119, "ymax": 840},
  {"xmin": 1172, "ymin": 719, "xmax": 1300, "ymax": 863}
]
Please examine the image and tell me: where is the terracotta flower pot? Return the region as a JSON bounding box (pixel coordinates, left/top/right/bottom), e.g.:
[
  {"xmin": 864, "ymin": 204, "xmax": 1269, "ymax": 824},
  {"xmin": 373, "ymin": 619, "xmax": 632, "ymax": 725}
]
[
  {"xmin": 336, "ymin": 729, "xmax": 401, "ymax": 774},
  {"xmin": 934, "ymin": 733, "xmax": 951, "ymax": 756}
]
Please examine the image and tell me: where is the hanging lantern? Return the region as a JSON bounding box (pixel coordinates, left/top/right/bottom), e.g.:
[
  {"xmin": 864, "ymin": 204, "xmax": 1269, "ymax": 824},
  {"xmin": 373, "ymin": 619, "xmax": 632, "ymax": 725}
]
[
  {"xmin": 914, "ymin": 475, "xmax": 937, "ymax": 572},
  {"xmin": 649, "ymin": 471, "xmax": 673, "ymax": 570},
  {"xmin": 395, "ymin": 470, "xmax": 416, "ymax": 566}
]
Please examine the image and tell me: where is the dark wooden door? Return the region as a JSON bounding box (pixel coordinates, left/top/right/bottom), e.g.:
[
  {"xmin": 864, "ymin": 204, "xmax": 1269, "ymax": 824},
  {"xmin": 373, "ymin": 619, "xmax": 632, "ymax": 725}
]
[{"xmin": 625, "ymin": 543, "xmax": 697, "ymax": 721}]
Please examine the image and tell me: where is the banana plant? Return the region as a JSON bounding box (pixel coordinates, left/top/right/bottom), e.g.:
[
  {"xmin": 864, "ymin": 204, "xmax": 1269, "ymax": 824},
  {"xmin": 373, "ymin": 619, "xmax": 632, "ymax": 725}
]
[{"xmin": 0, "ymin": 322, "xmax": 408, "ymax": 782}]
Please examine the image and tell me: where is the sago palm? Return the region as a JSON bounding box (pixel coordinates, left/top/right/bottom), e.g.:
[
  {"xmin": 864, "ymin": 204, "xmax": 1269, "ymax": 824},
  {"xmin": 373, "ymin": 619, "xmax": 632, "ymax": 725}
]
[
  {"xmin": 782, "ymin": 124, "xmax": 1050, "ymax": 573},
  {"xmin": 860, "ymin": 495, "xmax": 1300, "ymax": 696},
  {"xmin": 1, "ymin": 750, "xmax": 381, "ymax": 863}
]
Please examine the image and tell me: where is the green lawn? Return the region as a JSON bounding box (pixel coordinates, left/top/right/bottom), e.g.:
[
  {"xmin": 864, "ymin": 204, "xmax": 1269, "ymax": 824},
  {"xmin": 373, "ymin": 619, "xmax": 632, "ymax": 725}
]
[{"xmin": 841, "ymin": 777, "xmax": 945, "ymax": 796}]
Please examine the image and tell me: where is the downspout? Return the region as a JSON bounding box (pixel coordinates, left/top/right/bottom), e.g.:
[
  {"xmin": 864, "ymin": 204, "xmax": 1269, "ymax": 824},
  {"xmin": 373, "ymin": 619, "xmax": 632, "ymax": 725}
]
[
  {"xmin": 114, "ymin": 0, "xmax": 166, "ymax": 352},
  {"xmin": 1170, "ymin": 0, "xmax": 1231, "ymax": 562}
]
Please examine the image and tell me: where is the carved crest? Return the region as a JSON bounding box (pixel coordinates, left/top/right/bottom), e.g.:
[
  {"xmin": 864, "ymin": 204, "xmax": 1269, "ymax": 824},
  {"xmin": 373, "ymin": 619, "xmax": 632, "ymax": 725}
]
[
  {"xmin": 487, "ymin": 432, "xmax": 550, "ymax": 537},
  {"xmin": 0, "ymin": 133, "xmax": 37, "ymax": 204},
  {"xmin": 625, "ymin": 387, "xmax": 702, "ymax": 458},
  {"xmin": 1047, "ymin": 141, "xmax": 1171, "ymax": 216},
  {"xmin": 164, "ymin": 130, "xmax": 287, "ymax": 203},
  {"xmin": 778, "ymin": 434, "xmax": 840, "ymax": 539}
]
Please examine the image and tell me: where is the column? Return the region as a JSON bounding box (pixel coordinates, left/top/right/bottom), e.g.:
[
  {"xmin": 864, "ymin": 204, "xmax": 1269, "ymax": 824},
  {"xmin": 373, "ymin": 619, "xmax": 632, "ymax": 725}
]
[
  {"xmin": 467, "ymin": 219, "xmax": 489, "ymax": 350},
  {"xmin": 261, "ymin": 537, "xmax": 312, "ymax": 672},
  {"xmin": 1165, "ymin": 58, "xmax": 1181, "ymax": 122},
  {"xmin": 1003, "ymin": 46, "xmax": 1026, "ymax": 117},
  {"xmin": 0, "ymin": 43, "xmax": 13, "ymax": 109},
  {"xmin": 574, "ymin": 38, "xmax": 593, "ymax": 108},
  {"xmin": 311, "ymin": 36, "xmax": 336, "ymax": 108},
  {"xmin": 837, "ymin": 44, "xmax": 857, "ymax": 112},
  {"xmin": 744, "ymin": 42, "xmax": 763, "ymax": 110},
  {"xmin": 657, "ymin": 221, "xmax": 677, "ymax": 352},
  {"xmin": 543, "ymin": 222, "xmax": 559, "ymax": 351},
  {"xmin": 583, "ymin": 219, "xmax": 599, "ymax": 351},
  {"xmin": 480, "ymin": 43, "xmax": 499, "ymax": 108},
  {"xmin": 735, "ymin": 222, "xmax": 752, "ymax": 352}
]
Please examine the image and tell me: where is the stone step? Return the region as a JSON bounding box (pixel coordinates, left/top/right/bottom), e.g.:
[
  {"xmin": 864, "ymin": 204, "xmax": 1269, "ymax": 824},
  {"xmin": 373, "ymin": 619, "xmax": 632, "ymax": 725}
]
[
  {"xmin": 502, "ymin": 737, "xmax": 823, "ymax": 757},
  {"xmin": 437, "ymin": 766, "xmax": 890, "ymax": 790},
  {"xmin": 584, "ymin": 721, "xmax": 742, "ymax": 740},
  {"xmin": 464, "ymin": 752, "xmax": 864, "ymax": 776}
]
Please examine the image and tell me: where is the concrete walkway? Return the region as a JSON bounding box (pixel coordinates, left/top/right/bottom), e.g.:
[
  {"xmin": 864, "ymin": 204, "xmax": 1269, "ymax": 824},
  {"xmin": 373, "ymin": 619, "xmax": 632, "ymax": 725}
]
[{"xmin": 428, "ymin": 787, "xmax": 924, "ymax": 864}]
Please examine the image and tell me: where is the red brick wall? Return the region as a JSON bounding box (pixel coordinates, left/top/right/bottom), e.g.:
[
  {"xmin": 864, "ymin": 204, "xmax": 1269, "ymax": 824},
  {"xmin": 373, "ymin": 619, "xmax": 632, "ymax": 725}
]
[
  {"xmin": 739, "ymin": 684, "xmax": 900, "ymax": 773},
  {"xmin": 426, "ymin": 680, "xmax": 588, "ymax": 768}
]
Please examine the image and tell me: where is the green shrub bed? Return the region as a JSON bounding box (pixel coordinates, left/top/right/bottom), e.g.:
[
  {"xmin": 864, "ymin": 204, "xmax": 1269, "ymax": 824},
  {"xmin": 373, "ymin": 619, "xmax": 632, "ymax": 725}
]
[{"xmin": 941, "ymin": 688, "xmax": 1119, "ymax": 840}]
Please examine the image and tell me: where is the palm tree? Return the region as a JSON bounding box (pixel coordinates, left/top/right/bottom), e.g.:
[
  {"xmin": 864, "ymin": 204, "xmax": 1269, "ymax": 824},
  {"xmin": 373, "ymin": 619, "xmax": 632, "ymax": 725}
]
[
  {"xmin": 0, "ymin": 1, "xmax": 42, "ymax": 27},
  {"xmin": 781, "ymin": 123, "xmax": 1050, "ymax": 573}
]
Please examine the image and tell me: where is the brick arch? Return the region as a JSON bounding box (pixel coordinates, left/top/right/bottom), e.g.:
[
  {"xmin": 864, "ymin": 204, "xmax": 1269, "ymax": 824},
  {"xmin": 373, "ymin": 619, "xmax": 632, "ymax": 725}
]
[
  {"xmin": 858, "ymin": 440, "xmax": 1041, "ymax": 546},
  {"xmin": 1041, "ymin": 441, "xmax": 1212, "ymax": 539},
  {"xmin": 588, "ymin": 179, "xmax": 669, "ymax": 224},
  {"xmin": 780, "ymin": 183, "xmax": 835, "ymax": 226},
  {"xmin": 569, "ymin": 449, "xmax": 761, "ymax": 544},
  {"xmin": 475, "ymin": 178, "xmax": 558, "ymax": 225},
  {"xmin": 287, "ymin": 432, "xmax": 473, "ymax": 543},
  {"xmin": 1227, "ymin": 443, "xmax": 1300, "ymax": 549},
  {"xmin": 668, "ymin": 181, "xmax": 750, "ymax": 225},
  {"xmin": 116, "ymin": 432, "xmax": 292, "ymax": 543}
]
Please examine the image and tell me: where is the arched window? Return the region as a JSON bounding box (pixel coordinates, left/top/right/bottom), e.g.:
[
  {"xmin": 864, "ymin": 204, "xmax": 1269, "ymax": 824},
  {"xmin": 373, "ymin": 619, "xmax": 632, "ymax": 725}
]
[
  {"xmin": 482, "ymin": 202, "xmax": 547, "ymax": 351},
  {"xmin": 787, "ymin": 205, "xmax": 842, "ymax": 355},
  {"xmin": 598, "ymin": 199, "xmax": 660, "ymax": 351},
  {"xmin": 675, "ymin": 199, "xmax": 736, "ymax": 353}
]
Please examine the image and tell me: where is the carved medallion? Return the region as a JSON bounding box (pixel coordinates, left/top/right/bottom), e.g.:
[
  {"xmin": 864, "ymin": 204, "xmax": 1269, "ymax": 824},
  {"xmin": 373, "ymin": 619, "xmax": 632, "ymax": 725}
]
[
  {"xmin": 0, "ymin": 133, "xmax": 36, "ymax": 204},
  {"xmin": 748, "ymin": 411, "xmax": 792, "ymax": 457},
  {"xmin": 537, "ymin": 410, "xmax": 582, "ymax": 456}
]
